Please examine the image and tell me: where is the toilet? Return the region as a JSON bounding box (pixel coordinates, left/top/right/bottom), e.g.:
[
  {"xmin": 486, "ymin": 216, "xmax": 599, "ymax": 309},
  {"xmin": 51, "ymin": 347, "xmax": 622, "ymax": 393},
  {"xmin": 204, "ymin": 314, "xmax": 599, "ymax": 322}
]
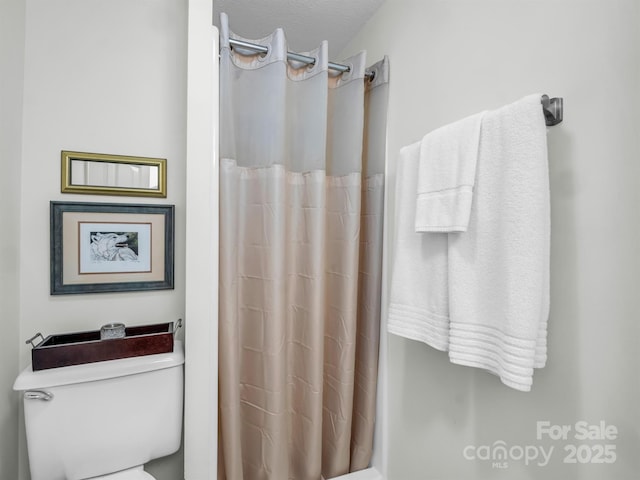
[{"xmin": 14, "ymin": 340, "xmax": 184, "ymax": 480}]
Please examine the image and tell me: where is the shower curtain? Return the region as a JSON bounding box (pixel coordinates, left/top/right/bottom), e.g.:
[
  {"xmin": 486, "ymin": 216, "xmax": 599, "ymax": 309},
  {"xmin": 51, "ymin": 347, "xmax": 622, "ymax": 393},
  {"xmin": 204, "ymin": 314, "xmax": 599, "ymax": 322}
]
[{"xmin": 217, "ymin": 13, "xmax": 389, "ymax": 480}]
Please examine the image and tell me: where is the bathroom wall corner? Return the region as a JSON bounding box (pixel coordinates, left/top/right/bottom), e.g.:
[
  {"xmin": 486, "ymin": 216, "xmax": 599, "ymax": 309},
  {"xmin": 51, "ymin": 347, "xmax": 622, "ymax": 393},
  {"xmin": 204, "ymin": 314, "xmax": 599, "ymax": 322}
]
[{"xmin": 0, "ymin": 0, "xmax": 25, "ymax": 477}]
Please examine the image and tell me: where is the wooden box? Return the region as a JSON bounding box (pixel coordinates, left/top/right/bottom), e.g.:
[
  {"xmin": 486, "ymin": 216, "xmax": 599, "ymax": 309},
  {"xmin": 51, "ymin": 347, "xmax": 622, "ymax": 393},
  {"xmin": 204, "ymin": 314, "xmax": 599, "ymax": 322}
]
[{"xmin": 31, "ymin": 322, "xmax": 175, "ymax": 371}]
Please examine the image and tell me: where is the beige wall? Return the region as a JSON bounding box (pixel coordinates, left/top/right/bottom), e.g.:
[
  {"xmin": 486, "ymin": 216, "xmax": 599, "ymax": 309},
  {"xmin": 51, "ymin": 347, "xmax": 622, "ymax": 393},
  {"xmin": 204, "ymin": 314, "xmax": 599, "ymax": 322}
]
[
  {"xmin": 342, "ymin": 1, "xmax": 640, "ymax": 479},
  {"xmin": 0, "ymin": 0, "xmax": 25, "ymax": 477},
  {"xmin": 16, "ymin": 0, "xmax": 188, "ymax": 478}
]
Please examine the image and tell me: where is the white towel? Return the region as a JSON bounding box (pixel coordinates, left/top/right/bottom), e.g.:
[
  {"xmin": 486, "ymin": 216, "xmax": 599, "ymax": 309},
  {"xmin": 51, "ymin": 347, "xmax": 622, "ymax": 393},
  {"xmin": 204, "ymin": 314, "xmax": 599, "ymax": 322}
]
[
  {"xmin": 414, "ymin": 112, "xmax": 484, "ymax": 232},
  {"xmin": 387, "ymin": 142, "xmax": 450, "ymax": 350},
  {"xmin": 447, "ymin": 94, "xmax": 550, "ymax": 392}
]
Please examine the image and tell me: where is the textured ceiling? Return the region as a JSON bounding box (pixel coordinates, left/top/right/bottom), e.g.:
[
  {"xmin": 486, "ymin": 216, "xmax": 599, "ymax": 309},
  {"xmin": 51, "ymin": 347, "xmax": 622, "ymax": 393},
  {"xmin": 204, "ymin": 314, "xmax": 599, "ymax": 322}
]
[{"xmin": 212, "ymin": 0, "xmax": 386, "ymax": 57}]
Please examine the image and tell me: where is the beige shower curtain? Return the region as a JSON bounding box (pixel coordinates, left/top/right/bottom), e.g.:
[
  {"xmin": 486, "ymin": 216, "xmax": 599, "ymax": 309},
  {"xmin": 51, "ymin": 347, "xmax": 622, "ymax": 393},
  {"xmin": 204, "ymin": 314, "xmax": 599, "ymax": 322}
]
[{"xmin": 217, "ymin": 13, "xmax": 389, "ymax": 480}]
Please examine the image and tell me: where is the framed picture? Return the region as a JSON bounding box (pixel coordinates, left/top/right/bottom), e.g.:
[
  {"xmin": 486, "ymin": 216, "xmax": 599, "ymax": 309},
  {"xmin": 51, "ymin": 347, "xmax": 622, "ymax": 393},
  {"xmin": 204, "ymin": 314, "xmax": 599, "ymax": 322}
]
[
  {"xmin": 60, "ymin": 151, "xmax": 167, "ymax": 198},
  {"xmin": 50, "ymin": 201, "xmax": 175, "ymax": 294}
]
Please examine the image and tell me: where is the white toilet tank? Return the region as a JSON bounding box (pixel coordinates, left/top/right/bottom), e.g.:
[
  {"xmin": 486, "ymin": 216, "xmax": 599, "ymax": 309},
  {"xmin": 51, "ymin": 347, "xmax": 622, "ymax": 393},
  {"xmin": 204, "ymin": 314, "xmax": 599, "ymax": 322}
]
[{"xmin": 14, "ymin": 341, "xmax": 184, "ymax": 480}]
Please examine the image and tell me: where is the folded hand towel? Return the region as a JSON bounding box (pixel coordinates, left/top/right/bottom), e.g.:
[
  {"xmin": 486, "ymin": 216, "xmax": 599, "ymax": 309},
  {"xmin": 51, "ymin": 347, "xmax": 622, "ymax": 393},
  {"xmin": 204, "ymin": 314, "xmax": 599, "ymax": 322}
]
[
  {"xmin": 387, "ymin": 142, "xmax": 450, "ymax": 350},
  {"xmin": 414, "ymin": 112, "xmax": 485, "ymax": 233},
  {"xmin": 447, "ymin": 94, "xmax": 550, "ymax": 392}
]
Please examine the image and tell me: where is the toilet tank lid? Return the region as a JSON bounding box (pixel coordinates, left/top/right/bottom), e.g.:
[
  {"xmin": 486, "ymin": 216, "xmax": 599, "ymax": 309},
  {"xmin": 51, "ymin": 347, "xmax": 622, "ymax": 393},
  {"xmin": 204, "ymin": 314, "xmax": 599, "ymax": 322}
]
[{"xmin": 14, "ymin": 341, "xmax": 184, "ymax": 391}]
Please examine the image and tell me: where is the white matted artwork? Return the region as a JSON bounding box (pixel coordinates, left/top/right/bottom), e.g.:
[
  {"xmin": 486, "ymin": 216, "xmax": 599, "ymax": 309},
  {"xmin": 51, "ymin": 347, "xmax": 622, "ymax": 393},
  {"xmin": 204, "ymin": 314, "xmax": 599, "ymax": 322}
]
[{"xmin": 79, "ymin": 222, "xmax": 152, "ymax": 274}]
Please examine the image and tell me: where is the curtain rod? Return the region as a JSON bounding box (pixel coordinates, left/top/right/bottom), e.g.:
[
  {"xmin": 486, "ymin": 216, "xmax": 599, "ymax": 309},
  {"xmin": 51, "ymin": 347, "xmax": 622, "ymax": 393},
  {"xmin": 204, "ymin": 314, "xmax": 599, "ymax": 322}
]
[
  {"xmin": 228, "ymin": 38, "xmax": 376, "ymax": 81},
  {"xmin": 228, "ymin": 39, "xmax": 563, "ymax": 126}
]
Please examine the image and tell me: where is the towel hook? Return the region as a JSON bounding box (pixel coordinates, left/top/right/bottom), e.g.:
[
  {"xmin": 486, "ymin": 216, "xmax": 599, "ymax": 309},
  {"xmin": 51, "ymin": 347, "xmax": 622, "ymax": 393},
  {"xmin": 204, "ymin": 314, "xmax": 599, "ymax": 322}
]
[{"xmin": 541, "ymin": 95, "xmax": 563, "ymax": 126}]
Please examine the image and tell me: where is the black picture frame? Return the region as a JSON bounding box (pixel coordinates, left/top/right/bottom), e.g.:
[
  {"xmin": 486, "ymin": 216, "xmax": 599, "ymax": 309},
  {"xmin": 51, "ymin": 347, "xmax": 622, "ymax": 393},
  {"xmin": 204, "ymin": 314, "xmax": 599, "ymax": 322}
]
[{"xmin": 50, "ymin": 201, "xmax": 175, "ymax": 294}]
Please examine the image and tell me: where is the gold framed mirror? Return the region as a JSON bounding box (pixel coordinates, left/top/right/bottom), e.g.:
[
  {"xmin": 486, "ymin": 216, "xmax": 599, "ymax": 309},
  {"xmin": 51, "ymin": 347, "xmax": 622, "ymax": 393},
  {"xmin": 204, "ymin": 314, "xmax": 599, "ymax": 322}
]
[{"xmin": 61, "ymin": 151, "xmax": 167, "ymax": 198}]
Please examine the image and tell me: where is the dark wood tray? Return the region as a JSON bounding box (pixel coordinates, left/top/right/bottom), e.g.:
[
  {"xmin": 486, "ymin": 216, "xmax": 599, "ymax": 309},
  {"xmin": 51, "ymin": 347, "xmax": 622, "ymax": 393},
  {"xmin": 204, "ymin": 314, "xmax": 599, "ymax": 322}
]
[{"xmin": 31, "ymin": 322, "xmax": 175, "ymax": 371}]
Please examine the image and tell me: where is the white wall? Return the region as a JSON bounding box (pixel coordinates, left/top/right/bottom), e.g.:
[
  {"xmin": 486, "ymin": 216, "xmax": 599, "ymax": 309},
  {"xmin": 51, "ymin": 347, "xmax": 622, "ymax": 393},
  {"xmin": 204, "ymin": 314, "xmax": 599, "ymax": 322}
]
[
  {"xmin": 18, "ymin": 0, "xmax": 187, "ymax": 479},
  {"xmin": 184, "ymin": 2, "xmax": 219, "ymax": 479},
  {"xmin": 341, "ymin": 1, "xmax": 640, "ymax": 479},
  {"xmin": 0, "ymin": 0, "xmax": 25, "ymax": 477}
]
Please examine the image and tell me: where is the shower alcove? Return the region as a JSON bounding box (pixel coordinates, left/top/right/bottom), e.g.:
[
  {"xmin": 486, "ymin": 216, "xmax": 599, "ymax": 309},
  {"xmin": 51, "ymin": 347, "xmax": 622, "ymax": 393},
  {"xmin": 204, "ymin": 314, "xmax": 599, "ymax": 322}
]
[{"xmin": 184, "ymin": 3, "xmax": 389, "ymax": 479}]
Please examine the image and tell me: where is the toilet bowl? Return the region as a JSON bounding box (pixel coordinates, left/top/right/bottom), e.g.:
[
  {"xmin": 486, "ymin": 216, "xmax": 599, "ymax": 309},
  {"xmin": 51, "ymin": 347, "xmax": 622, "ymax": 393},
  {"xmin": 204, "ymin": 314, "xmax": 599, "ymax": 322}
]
[
  {"xmin": 91, "ymin": 466, "xmax": 155, "ymax": 479},
  {"xmin": 92, "ymin": 466, "xmax": 155, "ymax": 479},
  {"xmin": 14, "ymin": 341, "xmax": 184, "ymax": 480}
]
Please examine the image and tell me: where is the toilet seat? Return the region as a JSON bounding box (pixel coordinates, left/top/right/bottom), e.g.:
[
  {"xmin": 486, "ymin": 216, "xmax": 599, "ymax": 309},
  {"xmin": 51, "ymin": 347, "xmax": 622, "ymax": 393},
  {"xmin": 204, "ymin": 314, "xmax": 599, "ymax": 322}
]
[{"xmin": 90, "ymin": 466, "xmax": 155, "ymax": 480}]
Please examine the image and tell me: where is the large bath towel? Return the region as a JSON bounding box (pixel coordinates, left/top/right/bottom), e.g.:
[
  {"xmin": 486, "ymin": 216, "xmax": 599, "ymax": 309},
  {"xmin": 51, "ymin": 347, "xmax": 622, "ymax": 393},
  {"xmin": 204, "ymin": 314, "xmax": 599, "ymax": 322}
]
[
  {"xmin": 387, "ymin": 142, "xmax": 450, "ymax": 350},
  {"xmin": 447, "ymin": 94, "xmax": 550, "ymax": 391},
  {"xmin": 414, "ymin": 112, "xmax": 484, "ymax": 232}
]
